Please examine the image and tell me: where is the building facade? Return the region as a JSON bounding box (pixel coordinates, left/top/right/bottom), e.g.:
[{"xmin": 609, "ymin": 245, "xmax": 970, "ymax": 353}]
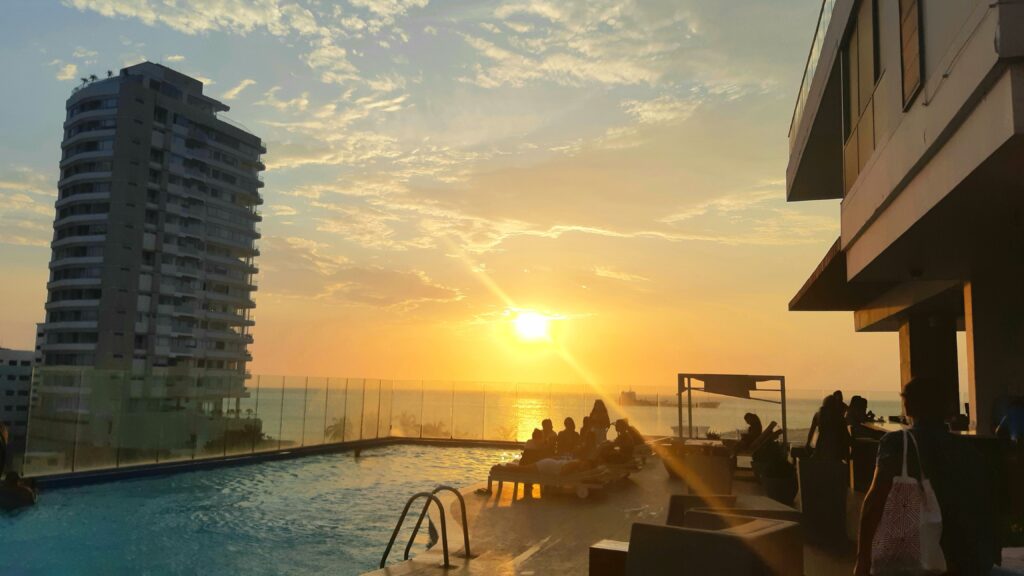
[
  {"xmin": 27, "ymin": 63, "xmax": 265, "ymax": 470},
  {"xmin": 786, "ymin": 0, "xmax": 1024, "ymax": 431},
  {"xmin": 0, "ymin": 348, "xmax": 34, "ymax": 457}
]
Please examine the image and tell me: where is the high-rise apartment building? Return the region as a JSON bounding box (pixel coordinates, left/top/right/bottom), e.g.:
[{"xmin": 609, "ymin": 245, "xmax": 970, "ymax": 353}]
[{"xmin": 41, "ymin": 62, "xmax": 263, "ymax": 379}]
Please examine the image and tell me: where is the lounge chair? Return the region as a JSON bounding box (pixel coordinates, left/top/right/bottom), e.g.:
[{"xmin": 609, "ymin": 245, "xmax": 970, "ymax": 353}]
[
  {"xmin": 485, "ymin": 463, "xmax": 627, "ymax": 499},
  {"xmin": 589, "ymin": 511, "xmax": 803, "ymax": 576}
]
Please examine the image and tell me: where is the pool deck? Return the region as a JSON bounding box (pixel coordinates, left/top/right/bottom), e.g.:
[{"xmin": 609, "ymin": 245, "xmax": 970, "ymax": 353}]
[{"xmin": 363, "ymin": 456, "xmax": 857, "ymax": 576}]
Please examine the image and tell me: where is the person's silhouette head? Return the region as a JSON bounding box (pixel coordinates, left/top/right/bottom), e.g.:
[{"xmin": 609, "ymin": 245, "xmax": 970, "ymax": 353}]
[
  {"xmin": 531, "ymin": 428, "xmax": 543, "ymax": 441},
  {"xmin": 541, "ymin": 418, "xmax": 553, "ymax": 432},
  {"xmin": 563, "ymin": 417, "xmax": 575, "ymax": 432},
  {"xmin": 902, "ymin": 377, "xmax": 947, "ymax": 424}
]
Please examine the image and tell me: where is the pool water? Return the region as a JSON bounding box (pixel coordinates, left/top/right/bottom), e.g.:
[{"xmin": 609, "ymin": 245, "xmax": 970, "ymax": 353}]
[{"xmin": 1, "ymin": 445, "xmax": 519, "ymax": 576}]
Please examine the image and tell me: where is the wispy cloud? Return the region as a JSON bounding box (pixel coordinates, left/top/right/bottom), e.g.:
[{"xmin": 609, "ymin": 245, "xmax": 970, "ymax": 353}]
[
  {"xmin": 50, "ymin": 60, "xmax": 78, "ymax": 81},
  {"xmin": 221, "ymin": 78, "xmax": 256, "ymax": 100},
  {"xmin": 165, "ymin": 54, "xmax": 185, "ymax": 62},
  {"xmin": 594, "ymin": 266, "xmax": 649, "ymax": 283}
]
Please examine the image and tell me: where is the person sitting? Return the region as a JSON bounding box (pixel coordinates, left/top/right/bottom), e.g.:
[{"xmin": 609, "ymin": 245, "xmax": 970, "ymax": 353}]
[
  {"xmin": 736, "ymin": 412, "xmax": 763, "ymax": 453},
  {"xmin": 540, "ymin": 418, "xmax": 557, "ymax": 453},
  {"xmin": 598, "ymin": 419, "xmax": 635, "ymax": 465},
  {"xmin": 521, "ymin": 428, "xmax": 549, "ymax": 466},
  {"xmin": 556, "ymin": 417, "xmax": 580, "ymax": 457},
  {"xmin": 577, "ymin": 416, "xmax": 597, "ymax": 459},
  {"xmin": 0, "ymin": 471, "xmax": 37, "ymax": 510}
]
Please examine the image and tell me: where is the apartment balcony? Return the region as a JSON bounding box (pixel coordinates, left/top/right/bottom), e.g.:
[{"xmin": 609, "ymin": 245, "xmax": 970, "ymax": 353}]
[
  {"xmin": 41, "ymin": 320, "xmax": 99, "ymax": 331},
  {"xmin": 160, "ymin": 263, "xmax": 201, "ymax": 278},
  {"xmin": 59, "ymin": 149, "xmax": 114, "ymax": 168},
  {"xmin": 57, "ymin": 171, "xmax": 113, "ymax": 188},
  {"xmin": 46, "ymin": 278, "xmax": 101, "ymax": 290},
  {"xmin": 62, "ymin": 129, "xmax": 116, "ymax": 148},
  {"xmin": 61, "ymin": 108, "xmax": 116, "ymax": 129},
  {"xmin": 203, "ymin": 290, "xmax": 256, "ymax": 308},
  {"xmin": 55, "ymin": 192, "xmax": 111, "ymax": 209},
  {"xmin": 40, "ymin": 342, "xmax": 97, "ymax": 352},
  {"xmin": 201, "ymin": 309, "xmax": 254, "ymax": 326},
  {"xmin": 49, "ymin": 254, "xmax": 103, "ymax": 268},
  {"xmin": 53, "ymin": 213, "xmax": 109, "ymax": 228},
  {"xmin": 50, "ymin": 234, "xmax": 106, "ymax": 249}
]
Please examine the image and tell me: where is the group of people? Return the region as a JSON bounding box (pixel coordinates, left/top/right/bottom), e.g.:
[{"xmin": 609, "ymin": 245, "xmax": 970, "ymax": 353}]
[
  {"xmin": 512, "ymin": 400, "xmax": 644, "ymax": 475},
  {"xmin": 803, "ymin": 390, "xmax": 877, "ymax": 462}
]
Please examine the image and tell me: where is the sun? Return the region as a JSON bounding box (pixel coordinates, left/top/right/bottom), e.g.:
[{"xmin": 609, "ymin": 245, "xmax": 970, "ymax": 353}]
[{"xmin": 513, "ymin": 311, "xmax": 551, "ymax": 341}]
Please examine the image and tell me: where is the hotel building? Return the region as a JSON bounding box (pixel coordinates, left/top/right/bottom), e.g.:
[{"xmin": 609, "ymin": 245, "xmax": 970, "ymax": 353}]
[{"xmin": 786, "ymin": 0, "xmax": 1024, "ymax": 431}]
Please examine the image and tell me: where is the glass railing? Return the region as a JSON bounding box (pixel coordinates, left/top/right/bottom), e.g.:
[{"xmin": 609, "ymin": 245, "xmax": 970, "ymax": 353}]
[
  {"xmin": 19, "ymin": 367, "xmax": 932, "ymax": 478},
  {"xmin": 789, "ymin": 0, "xmax": 836, "ymax": 151}
]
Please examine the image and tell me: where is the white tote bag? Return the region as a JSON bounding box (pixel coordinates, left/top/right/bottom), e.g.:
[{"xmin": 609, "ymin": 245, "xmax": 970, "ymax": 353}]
[{"xmin": 870, "ymin": 429, "xmax": 947, "ymax": 575}]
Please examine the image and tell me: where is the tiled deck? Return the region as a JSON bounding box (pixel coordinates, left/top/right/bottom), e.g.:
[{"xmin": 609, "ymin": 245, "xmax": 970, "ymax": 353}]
[{"xmin": 363, "ymin": 456, "xmax": 856, "ymax": 575}]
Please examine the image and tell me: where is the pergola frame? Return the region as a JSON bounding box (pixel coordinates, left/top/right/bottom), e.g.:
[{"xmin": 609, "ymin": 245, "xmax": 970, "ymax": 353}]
[{"xmin": 676, "ymin": 373, "xmax": 788, "ymax": 446}]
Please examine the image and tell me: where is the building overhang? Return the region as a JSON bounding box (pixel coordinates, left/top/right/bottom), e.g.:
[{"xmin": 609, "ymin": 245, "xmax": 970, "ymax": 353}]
[
  {"xmin": 789, "ymin": 237, "xmax": 891, "ymax": 311},
  {"xmin": 786, "ymin": 61, "xmax": 845, "ymax": 202}
]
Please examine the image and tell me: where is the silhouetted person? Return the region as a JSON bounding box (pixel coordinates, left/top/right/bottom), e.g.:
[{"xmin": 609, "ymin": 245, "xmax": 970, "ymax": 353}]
[
  {"xmin": 807, "ymin": 394, "xmax": 850, "ymax": 461},
  {"xmin": 855, "ymin": 377, "xmax": 994, "ymax": 576},
  {"xmin": 737, "ymin": 413, "xmax": 763, "ymax": 452},
  {"xmin": 556, "ymin": 417, "xmax": 580, "ymax": 456},
  {"xmin": 833, "ymin": 389, "xmax": 848, "ymax": 415},
  {"xmin": 598, "ymin": 419, "xmax": 635, "ymax": 465},
  {"xmin": 577, "ymin": 416, "xmax": 597, "ymax": 459},
  {"xmin": 0, "ymin": 471, "xmax": 37, "ymax": 510},
  {"xmin": 540, "ymin": 418, "xmax": 557, "ymax": 453},
  {"xmin": 589, "ymin": 400, "xmax": 611, "ymax": 443},
  {"xmin": 521, "ymin": 429, "xmax": 548, "ymax": 466},
  {"xmin": 996, "ymin": 397, "xmax": 1024, "ymax": 444}
]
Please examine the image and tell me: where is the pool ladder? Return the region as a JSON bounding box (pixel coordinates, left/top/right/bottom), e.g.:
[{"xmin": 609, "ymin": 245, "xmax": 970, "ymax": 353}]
[{"xmin": 379, "ymin": 485, "xmax": 471, "ymax": 569}]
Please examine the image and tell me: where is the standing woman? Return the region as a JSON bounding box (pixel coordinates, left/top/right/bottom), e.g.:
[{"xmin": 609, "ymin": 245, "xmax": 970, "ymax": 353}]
[
  {"xmin": 809, "ymin": 395, "xmax": 851, "ymax": 462},
  {"xmin": 589, "ymin": 400, "xmax": 611, "ymax": 443}
]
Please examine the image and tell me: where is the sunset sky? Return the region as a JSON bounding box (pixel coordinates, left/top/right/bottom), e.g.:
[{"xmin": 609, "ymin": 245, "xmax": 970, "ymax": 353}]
[{"xmin": 0, "ymin": 0, "xmax": 911, "ymax": 392}]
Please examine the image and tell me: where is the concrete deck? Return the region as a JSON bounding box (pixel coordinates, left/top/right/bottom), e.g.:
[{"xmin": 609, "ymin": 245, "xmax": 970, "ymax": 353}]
[{"xmin": 363, "ymin": 457, "xmax": 856, "ymax": 575}]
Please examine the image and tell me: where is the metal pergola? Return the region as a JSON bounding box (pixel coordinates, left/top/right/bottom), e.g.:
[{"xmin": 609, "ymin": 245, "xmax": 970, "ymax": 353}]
[{"xmin": 677, "ymin": 373, "xmax": 788, "ymax": 446}]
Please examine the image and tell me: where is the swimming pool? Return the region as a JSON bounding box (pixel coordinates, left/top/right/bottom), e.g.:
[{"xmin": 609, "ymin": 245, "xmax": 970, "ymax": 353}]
[{"xmin": 1, "ymin": 445, "xmax": 518, "ymax": 575}]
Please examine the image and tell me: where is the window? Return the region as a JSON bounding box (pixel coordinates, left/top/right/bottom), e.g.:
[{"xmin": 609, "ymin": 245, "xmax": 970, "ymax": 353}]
[
  {"xmin": 842, "ymin": 0, "xmax": 880, "ymax": 195},
  {"xmin": 899, "ymin": 0, "xmax": 923, "ymax": 108}
]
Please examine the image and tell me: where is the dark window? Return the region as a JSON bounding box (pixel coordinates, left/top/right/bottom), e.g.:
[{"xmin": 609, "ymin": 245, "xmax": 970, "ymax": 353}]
[
  {"xmin": 842, "ymin": 0, "xmax": 880, "ymax": 195},
  {"xmin": 899, "ymin": 0, "xmax": 923, "ymax": 108}
]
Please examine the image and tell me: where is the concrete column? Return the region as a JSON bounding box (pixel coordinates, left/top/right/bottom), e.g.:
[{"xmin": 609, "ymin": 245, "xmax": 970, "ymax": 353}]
[
  {"xmin": 897, "ymin": 313, "xmax": 960, "ymax": 418},
  {"xmin": 964, "ymin": 273, "xmax": 1024, "ymax": 433}
]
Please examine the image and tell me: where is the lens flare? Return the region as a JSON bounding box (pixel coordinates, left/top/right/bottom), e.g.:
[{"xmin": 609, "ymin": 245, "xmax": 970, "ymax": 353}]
[{"xmin": 513, "ymin": 311, "xmax": 550, "ymax": 341}]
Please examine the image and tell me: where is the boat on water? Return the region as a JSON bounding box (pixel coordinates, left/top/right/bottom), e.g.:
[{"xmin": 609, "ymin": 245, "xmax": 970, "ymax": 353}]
[{"xmin": 617, "ymin": 391, "xmax": 720, "ymax": 409}]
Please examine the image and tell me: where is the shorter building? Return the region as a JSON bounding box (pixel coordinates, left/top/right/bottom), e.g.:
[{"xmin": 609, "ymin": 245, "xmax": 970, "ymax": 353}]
[{"xmin": 0, "ymin": 348, "xmax": 35, "ymax": 459}]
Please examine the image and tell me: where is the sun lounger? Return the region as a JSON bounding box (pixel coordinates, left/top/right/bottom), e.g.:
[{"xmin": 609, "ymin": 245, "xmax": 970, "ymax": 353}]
[{"xmin": 485, "ymin": 463, "xmax": 627, "ymax": 499}]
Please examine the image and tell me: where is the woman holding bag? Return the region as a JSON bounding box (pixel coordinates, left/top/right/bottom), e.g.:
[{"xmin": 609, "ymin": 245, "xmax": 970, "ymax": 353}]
[{"xmin": 855, "ymin": 377, "xmax": 995, "ymax": 575}]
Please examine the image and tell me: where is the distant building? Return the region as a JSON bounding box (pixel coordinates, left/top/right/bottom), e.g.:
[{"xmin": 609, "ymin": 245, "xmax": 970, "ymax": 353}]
[
  {"xmin": 0, "ymin": 348, "xmax": 35, "ymax": 456},
  {"xmin": 786, "ymin": 0, "xmax": 1024, "ymax": 431},
  {"xmin": 28, "ymin": 62, "xmax": 266, "ymax": 470}
]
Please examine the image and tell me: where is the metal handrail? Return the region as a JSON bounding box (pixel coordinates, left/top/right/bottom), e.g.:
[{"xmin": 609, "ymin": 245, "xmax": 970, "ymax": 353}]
[
  {"xmin": 380, "ymin": 492, "xmax": 450, "ymax": 569},
  {"xmin": 403, "ymin": 485, "xmax": 471, "ymax": 561}
]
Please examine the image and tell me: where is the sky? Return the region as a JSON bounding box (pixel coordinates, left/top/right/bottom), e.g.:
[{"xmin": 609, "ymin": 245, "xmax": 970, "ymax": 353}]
[{"xmin": 0, "ymin": 0, "xmax": 906, "ymax": 393}]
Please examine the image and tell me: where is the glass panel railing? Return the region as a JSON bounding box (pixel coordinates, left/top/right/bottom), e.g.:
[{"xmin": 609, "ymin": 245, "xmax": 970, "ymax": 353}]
[
  {"xmin": 789, "ymin": 0, "xmax": 837, "ymax": 150},
  {"xmin": 302, "ymin": 377, "xmax": 328, "ymax": 448},
  {"xmin": 324, "ymin": 377, "xmax": 348, "ymax": 443},
  {"xmin": 420, "ymin": 381, "xmax": 452, "ymax": 439},
  {"xmin": 362, "ymin": 379, "xmax": 382, "ymax": 440},
  {"xmin": 377, "ymin": 380, "xmax": 393, "ymax": 439},
  {"xmin": 279, "ymin": 376, "xmax": 305, "ymax": 449},
  {"xmin": 254, "ymin": 375, "xmax": 284, "ymax": 452},
  {"xmin": 453, "ymin": 381, "xmax": 484, "ymax": 441},
  {"xmin": 481, "ymin": 381, "xmax": 518, "ymax": 442},
  {"xmin": 390, "ymin": 380, "xmax": 423, "ymax": 438},
  {"xmin": 344, "ymin": 379, "xmax": 364, "ymax": 441},
  {"xmin": 226, "ymin": 376, "xmax": 261, "ymax": 457}
]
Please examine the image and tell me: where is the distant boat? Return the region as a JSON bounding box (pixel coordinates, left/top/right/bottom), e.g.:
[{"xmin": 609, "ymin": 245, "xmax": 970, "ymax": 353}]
[{"xmin": 617, "ymin": 391, "xmax": 719, "ymax": 409}]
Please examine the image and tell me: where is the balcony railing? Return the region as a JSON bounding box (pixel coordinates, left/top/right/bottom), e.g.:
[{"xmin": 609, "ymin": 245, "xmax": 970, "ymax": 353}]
[{"xmin": 789, "ymin": 0, "xmax": 836, "ymax": 150}]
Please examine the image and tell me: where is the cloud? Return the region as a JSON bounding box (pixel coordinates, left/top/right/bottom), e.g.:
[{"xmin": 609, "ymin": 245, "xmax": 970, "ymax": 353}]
[
  {"xmin": 256, "ymin": 86, "xmax": 310, "ymax": 112},
  {"xmin": 221, "ymin": 78, "xmax": 257, "ymax": 100},
  {"xmin": 53, "ymin": 62, "xmax": 78, "ymax": 80},
  {"xmin": 64, "ymin": 0, "xmax": 293, "ymax": 36},
  {"xmin": 303, "ymin": 38, "xmax": 360, "ymax": 85},
  {"xmin": 165, "ymin": 54, "xmax": 186, "ymax": 62},
  {"xmin": 72, "ymin": 46, "xmax": 98, "ymax": 59},
  {"xmin": 593, "ymin": 266, "xmax": 649, "ymax": 283},
  {"xmin": 623, "ymin": 95, "xmax": 702, "ymax": 125},
  {"xmin": 266, "ymin": 204, "xmax": 297, "ymax": 217},
  {"xmin": 0, "ymin": 167, "xmax": 56, "ymax": 247},
  {"xmin": 259, "ymin": 236, "xmax": 460, "ymax": 308}
]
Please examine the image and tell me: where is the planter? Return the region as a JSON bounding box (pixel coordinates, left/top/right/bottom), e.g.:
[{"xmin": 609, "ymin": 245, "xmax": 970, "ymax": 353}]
[{"xmin": 760, "ymin": 475, "xmax": 797, "ymax": 506}]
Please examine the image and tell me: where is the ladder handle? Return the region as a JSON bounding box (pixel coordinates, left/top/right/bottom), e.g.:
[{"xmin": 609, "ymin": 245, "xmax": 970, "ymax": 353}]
[
  {"xmin": 380, "ymin": 492, "xmax": 450, "ymax": 569},
  {"xmin": 403, "ymin": 497, "xmax": 435, "ymax": 560},
  {"xmin": 433, "ymin": 485, "xmax": 471, "ymax": 558}
]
